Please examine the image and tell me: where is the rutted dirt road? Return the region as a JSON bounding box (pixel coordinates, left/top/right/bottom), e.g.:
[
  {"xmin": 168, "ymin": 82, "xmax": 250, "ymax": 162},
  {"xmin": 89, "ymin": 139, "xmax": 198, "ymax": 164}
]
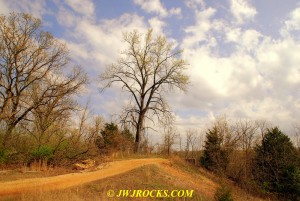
[{"xmin": 0, "ymin": 158, "xmax": 218, "ymax": 198}]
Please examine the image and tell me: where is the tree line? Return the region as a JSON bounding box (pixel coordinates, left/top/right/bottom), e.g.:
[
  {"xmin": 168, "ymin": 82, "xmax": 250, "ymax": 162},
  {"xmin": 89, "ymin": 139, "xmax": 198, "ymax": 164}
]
[
  {"xmin": 149, "ymin": 116, "xmax": 300, "ymax": 200},
  {"xmin": 199, "ymin": 116, "xmax": 300, "ymax": 201},
  {"xmin": 0, "ymin": 11, "xmax": 189, "ymax": 162},
  {"xmin": 0, "ymin": 12, "xmax": 188, "ymax": 166}
]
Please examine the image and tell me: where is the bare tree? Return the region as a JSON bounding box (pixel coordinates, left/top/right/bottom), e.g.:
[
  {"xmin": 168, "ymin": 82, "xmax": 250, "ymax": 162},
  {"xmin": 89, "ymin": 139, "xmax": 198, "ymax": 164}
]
[
  {"xmin": 214, "ymin": 116, "xmax": 240, "ymax": 150},
  {"xmin": 197, "ymin": 129, "xmax": 205, "ymax": 151},
  {"xmin": 255, "ymin": 119, "xmax": 271, "ymax": 139},
  {"xmin": 235, "ymin": 119, "xmax": 258, "ymax": 179},
  {"xmin": 293, "ymin": 124, "xmax": 300, "ymax": 149},
  {"xmin": 0, "ymin": 13, "xmax": 86, "ymax": 147},
  {"xmin": 100, "ymin": 29, "xmax": 189, "ymax": 152},
  {"xmin": 178, "ymin": 133, "xmax": 183, "ymax": 152},
  {"xmin": 65, "ymin": 102, "xmax": 102, "ymax": 160},
  {"xmin": 201, "ymin": 116, "xmax": 240, "ymax": 173},
  {"xmin": 162, "ymin": 126, "xmax": 178, "ymax": 155},
  {"xmin": 27, "ymin": 71, "xmax": 85, "ymax": 149},
  {"xmin": 185, "ymin": 129, "xmax": 197, "ymax": 158}
]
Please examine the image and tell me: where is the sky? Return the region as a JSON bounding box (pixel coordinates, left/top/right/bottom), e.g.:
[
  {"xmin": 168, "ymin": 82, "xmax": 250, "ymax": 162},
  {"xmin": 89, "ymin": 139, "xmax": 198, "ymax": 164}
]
[{"xmin": 1, "ymin": 0, "xmax": 300, "ymax": 139}]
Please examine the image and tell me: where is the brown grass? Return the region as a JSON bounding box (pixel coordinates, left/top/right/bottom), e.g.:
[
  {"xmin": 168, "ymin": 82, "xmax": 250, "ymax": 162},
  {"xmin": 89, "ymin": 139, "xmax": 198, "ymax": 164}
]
[
  {"xmin": 0, "ymin": 167, "xmax": 76, "ymax": 182},
  {"xmin": 0, "ymin": 156, "xmax": 267, "ymax": 201},
  {"xmin": 4, "ymin": 164, "xmax": 207, "ymax": 201}
]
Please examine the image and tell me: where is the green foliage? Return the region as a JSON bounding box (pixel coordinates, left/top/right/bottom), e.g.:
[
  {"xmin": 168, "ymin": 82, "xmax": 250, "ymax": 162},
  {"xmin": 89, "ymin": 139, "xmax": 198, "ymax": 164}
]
[
  {"xmin": 254, "ymin": 127, "xmax": 300, "ymax": 200},
  {"xmin": 281, "ymin": 166, "xmax": 300, "ymax": 200},
  {"xmin": 95, "ymin": 123, "xmax": 134, "ymax": 154},
  {"xmin": 214, "ymin": 186, "xmax": 234, "ymax": 201},
  {"xmin": 101, "ymin": 123, "xmax": 118, "ymax": 146},
  {"xmin": 122, "ymin": 127, "xmax": 134, "ymax": 142},
  {"xmin": 0, "ymin": 150, "xmax": 7, "ymax": 164},
  {"xmin": 200, "ymin": 126, "xmax": 229, "ymax": 173},
  {"xmin": 0, "ymin": 145, "xmax": 19, "ymax": 164},
  {"xmin": 31, "ymin": 145, "xmax": 54, "ymax": 160}
]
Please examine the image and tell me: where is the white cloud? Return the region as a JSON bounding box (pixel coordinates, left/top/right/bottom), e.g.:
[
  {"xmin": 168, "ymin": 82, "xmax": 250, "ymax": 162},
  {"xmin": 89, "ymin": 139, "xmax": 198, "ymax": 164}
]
[
  {"xmin": 1, "ymin": 0, "xmax": 48, "ymax": 18},
  {"xmin": 176, "ymin": 34, "xmax": 300, "ymax": 131},
  {"xmin": 64, "ymin": 0, "xmax": 94, "ymax": 17},
  {"xmin": 148, "ymin": 17, "xmax": 165, "ymax": 35},
  {"xmin": 281, "ymin": 6, "xmax": 300, "ymax": 38},
  {"xmin": 285, "ymin": 7, "xmax": 300, "ymax": 31},
  {"xmin": 230, "ymin": 0, "xmax": 257, "ymax": 24},
  {"xmin": 57, "ymin": 7, "xmax": 77, "ymax": 27},
  {"xmin": 184, "ymin": 0, "xmax": 205, "ymax": 10},
  {"xmin": 64, "ymin": 41, "xmax": 89, "ymax": 60},
  {"xmin": 174, "ymin": 1, "xmax": 300, "ymax": 134},
  {"xmin": 7, "ymin": 0, "xmax": 48, "ymax": 19},
  {"xmin": 74, "ymin": 13, "xmax": 147, "ymax": 66},
  {"xmin": 133, "ymin": 0, "xmax": 181, "ymax": 18},
  {"xmin": 55, "ymin": 4, "xmax": 148, "ymax": 67},
  {"xmin": 133, "ymin": 0, "xmax": 167, "ymax": 17},
  {"xmin": 169, "ymin": 7, "xmax": 182, "ymax": 16},
  {"xmin": 182, "ymin": 7, "xmax": 220, "ymax": 49},
  {"xmin": 256, "ymin": 37, "xmax": 300, "ymax": 93},
  {"xmin": 225, "ymin": 28, "xmax": 262, "ymax": 52}
]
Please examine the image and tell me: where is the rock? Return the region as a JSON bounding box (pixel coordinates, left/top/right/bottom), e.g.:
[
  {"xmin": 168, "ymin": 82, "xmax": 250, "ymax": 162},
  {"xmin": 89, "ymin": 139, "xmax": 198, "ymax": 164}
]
[{"xmin": 73, "ymin": 159, "xmax": 95, "ymax": 170}]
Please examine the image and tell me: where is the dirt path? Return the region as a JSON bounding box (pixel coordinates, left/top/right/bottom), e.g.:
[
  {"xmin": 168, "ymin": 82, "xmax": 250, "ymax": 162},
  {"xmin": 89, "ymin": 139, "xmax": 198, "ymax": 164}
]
[
  {"xmin": 0, "ymin": 158, "xmax": 218, "ymax": 197},
  {"xmin": 0, "ymin": 158, "xmax": 166, "ymax": 196}
]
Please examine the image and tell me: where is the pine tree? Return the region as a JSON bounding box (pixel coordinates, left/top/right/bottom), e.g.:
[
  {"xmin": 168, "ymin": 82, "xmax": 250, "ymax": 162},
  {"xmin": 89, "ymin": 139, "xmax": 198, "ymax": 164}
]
[
  {"xmin": 254, "ymin": 127, "xmax": 300, "ymax": 200},
  {"xmin": 200, "ymin": 126, "xmax": 229, "ymax": 173}
]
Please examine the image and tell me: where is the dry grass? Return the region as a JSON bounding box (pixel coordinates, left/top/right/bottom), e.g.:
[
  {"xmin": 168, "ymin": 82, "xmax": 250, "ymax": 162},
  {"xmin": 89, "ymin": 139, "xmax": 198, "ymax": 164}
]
[
  {"xmin": 0, "ymin": 156, "xmax": 268, "ymax": 201},
  {"xmin": 0, "ymin": 168, "xmax": 75, "ymax": 182},
  {"xmin": 5, "ymin": 165, "xmax": 206, "ymax": 201}
]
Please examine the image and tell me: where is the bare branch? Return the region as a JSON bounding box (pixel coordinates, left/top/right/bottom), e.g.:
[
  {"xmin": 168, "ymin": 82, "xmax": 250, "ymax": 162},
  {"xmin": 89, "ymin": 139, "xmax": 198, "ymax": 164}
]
[{"xmin": 99, "ymin": 29, "xmax": 189, "ymax": 152}]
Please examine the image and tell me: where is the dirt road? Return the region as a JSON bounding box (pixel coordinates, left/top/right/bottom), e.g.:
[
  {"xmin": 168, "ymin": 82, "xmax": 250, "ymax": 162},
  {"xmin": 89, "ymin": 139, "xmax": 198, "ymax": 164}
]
[
  {"xmin": 0, "ymin": 158, "xmax": 218, "ymax": 198},
  {"xmin": 0, "ymin": 158, "xmax": 166, "ymax": 196}
]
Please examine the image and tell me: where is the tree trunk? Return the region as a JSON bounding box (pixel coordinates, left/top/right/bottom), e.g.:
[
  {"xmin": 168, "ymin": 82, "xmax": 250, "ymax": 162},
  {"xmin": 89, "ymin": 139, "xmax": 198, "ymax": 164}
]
[
  {"xmin": 134, "ymin": 113, "xmax": 145, "ymax": 153},
  {"xmin": 2, "ymin": 123, "xmax": 15, "ymax": 148},
  {"xmin": 134, "ymin": 123, "xmax": 142, "ymax": 153}
]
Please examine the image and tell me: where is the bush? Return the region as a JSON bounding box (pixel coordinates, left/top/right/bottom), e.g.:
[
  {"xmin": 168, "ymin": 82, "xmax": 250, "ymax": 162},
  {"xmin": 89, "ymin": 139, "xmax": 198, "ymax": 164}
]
[
  {"xmin": 0, "ymin": 147, "xmax": 17, "ymax": 164},
  {"xmin": 0, "ymin": 150, "xmax": 6, "ymax": 164},
  {"xmin": 214, "ymin": 186, "xmax": 234, "ymax": 201},
  {"xmin": 31, "ymin": 145, "xmax": 54, "ymax": 160}
]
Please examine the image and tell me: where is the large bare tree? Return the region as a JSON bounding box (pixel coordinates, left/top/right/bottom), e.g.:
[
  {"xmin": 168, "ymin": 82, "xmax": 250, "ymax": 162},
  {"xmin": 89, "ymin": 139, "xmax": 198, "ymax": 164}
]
[
  {"xmin": 100, "ymin": 29, "xmax": 189, "ymax": 152},
  {"xmin": 0, "ymin": 13, "xmax": 86, "ymax": 148}
]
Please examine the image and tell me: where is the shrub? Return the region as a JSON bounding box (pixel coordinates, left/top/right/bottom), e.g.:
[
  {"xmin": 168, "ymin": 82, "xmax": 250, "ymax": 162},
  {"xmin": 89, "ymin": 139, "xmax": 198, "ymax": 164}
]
[
  {"xmin": 214, "ymin": 186, "xmax": 234, "ymax": 201},
  {"xmin": 31, "ymin": 145, "xmax": 54, "ymax": 160},
  {"xmin": 95, "ymin": 123, "xmax": 134, "ymax": 154}
]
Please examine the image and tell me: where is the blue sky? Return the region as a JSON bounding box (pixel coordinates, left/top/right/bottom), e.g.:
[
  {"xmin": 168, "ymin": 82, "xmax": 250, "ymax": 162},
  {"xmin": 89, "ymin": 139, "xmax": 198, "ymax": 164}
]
[{"xmin": 1, "ymin": 0, "xmax": 300, "ymax": 138}]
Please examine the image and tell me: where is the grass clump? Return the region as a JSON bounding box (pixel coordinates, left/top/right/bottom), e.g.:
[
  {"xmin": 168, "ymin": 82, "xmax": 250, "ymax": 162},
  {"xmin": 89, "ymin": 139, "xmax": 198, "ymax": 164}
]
[{"xmin": 215, "ymin": 185, "xmax": 234, "ymax": 201}]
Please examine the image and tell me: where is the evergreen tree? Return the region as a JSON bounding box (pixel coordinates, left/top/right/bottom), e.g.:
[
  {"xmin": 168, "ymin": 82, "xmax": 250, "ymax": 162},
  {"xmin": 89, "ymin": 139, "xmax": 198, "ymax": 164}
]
[
  {"xmin": 95, "ymin": 123, "xmax": 134, "ymax": 154},
  {"xmin": 254, "ymin": 127, "xmax": 300, "ymax": 200},
  {"xmin": 200, "ymin": 126, "xmax": 229, "ymax": 173},
  {"xmin": 101, "ymin": 123, "xmax": 118, "ymax": 146}
]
